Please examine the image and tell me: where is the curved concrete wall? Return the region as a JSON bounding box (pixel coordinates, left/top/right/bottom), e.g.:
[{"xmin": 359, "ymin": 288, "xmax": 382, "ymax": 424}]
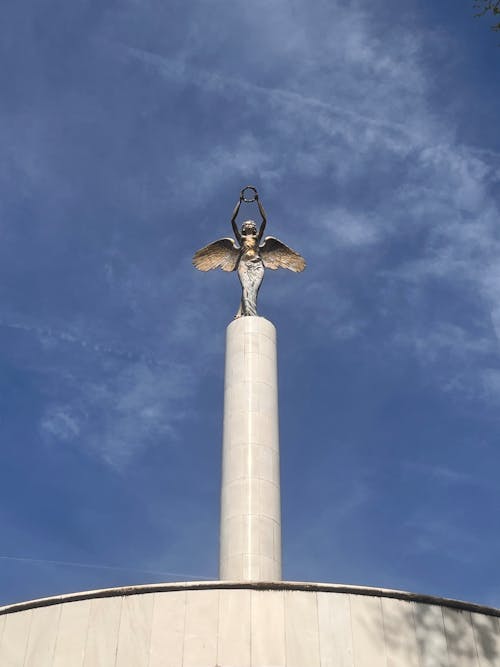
[{"xmin": 0, "ymin": 581, "xmax": 499, "ymax": 666}]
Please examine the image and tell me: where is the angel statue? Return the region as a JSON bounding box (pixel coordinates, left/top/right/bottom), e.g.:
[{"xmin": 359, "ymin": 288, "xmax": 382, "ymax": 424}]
[{"xmin": 193, "ymin": 186, "xmax": 306, "ymax": 317}]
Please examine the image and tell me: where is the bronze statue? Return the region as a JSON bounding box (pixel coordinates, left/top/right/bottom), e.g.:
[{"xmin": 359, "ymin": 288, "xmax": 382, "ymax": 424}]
[{"xmin": 193, "ymin": 186, "xmax": 306, "ymax": 317}]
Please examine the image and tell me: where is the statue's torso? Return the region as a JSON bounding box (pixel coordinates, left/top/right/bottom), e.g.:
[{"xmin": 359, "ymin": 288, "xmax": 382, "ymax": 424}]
[{"xmin": 241, "ymin": 236, "xmax": 260, "ymax": 262}]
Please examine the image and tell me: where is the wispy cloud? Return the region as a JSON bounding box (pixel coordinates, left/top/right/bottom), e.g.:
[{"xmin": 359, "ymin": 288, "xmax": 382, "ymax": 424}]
[
  {"xmin": 404, "ymin": 516, "xmax": 484, "ymax": 565},
  {"xmin": 0, "ymin": 555, "xmax": 209, "ymax": 582},
  {"xmin": 402, "ymin": 461, "xmax": 476, "ymax": 485},
  {"xmin": 40, "ymin": 359, "xmax": 196, "ymax": 470}
]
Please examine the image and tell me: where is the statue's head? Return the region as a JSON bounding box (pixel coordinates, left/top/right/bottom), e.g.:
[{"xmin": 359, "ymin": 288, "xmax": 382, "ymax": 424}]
[{"xmin": 241, "ymin": 220, "xmax": 258, "ymax": 236}]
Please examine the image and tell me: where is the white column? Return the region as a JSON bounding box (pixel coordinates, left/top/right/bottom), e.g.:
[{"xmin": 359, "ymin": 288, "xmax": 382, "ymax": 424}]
[{"xmin": 219, "ymin": 316, "xmax": 282, "ymax": 581}]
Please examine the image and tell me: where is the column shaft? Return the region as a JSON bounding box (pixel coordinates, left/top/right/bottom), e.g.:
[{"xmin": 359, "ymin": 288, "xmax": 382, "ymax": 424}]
[{"xmin": 219, "ymin": 316, "xmax": 282, "ymax": 581}]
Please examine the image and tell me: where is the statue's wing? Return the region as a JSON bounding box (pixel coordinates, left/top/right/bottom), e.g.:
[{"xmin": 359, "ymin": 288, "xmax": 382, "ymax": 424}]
[
  {"xmin": 260, "ymin": 236, "xmax": 306, "ymax": 272},
  {"xmin": 193, "ymin": 238, "xmax": 240, "ymax": 272}
]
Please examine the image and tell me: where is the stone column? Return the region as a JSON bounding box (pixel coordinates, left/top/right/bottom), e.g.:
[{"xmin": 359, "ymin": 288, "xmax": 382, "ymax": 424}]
[{"xmin": 219, "ymin": 316, "xmax": 282, "ymax": 581}]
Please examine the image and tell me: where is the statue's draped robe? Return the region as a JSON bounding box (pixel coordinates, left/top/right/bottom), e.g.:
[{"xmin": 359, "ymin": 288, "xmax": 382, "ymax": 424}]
[{"xmin": 237, "ymin": 252, "xmax": 264, "ymax": 317}]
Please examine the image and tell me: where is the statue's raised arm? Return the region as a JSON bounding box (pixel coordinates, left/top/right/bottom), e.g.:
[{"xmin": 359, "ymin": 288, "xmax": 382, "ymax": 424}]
[{"xmin": 193, "ymin": 186, "xmax": 306, "ymax": 317}]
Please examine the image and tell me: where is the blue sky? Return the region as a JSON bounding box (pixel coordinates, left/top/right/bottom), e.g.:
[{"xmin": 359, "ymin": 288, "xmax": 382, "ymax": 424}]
[{"xmin": 1, "ymin": 0, "xmax": 500, "ymax": 607}]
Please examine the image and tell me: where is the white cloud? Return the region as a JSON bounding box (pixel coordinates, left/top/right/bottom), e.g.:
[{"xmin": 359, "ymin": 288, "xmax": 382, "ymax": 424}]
[
  {"xmin": 402, "ymin": 461, "xmax": 476, "ymax": 485},
  {"xmin": 41, "ymin": 407, "xmax": 81, "ymax": 442},
  {"xmin": 405, "ymin": 516, "xmax": 483, "ymax": 565},
  {"xmin": 313, "ymin": 208, "xmax": 382, "ymax": 248},
  {"xmin": 41, "ymin": 360, "xmax": 195, "ymax": 470}
]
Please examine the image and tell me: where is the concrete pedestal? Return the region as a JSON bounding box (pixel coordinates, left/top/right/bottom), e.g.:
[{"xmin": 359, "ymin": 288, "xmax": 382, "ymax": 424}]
[{"xmin": 219, "ymin": 316, "xmax": 282, "ymax": 581}]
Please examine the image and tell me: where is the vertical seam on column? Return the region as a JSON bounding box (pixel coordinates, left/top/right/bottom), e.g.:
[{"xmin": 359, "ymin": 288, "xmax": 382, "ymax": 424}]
[
  {"xmin": 144, "ymin": 594, "xmax": 155, "ymax": 667},
  {"xmin": 408, "ymin": 601, "xmax": 421, "ymax": 667},
  {"xmin": 50, "ymin": 604, "xmax": 63, "ymax": 665},
  {"xmin": 467, "ymin": 611, "xmax": 481, "ymax": 667},
  {"xmin": 214, "ymin": 589, "xmax": 221, "ymax": 667},
  {"xmin": 146, "ymin": 593, "xmax": 157, "ymax": 667},
  {"xmin": 0, "ymin": 616, "xmax": 5, "ymax": 657},
  {"xmin": 470, "ymin": 612, "xmax": 480, "ymax": 666},
  {"xmin": 282, "ymin": 590, "xmax": 288, "ymax": 667},
  {"xmin": 249, "ymin": 590, "xmax": 253, "ymax": 667},
  {"xmin": 112, "ymin": 596, "xmax": 124, "ymax": 667},
  {"xmin": 314, "ymin": 592, "xmax": 321, "ymax": 667},
  {"xmin": 21, "ymin": 608, "xmax": 33, "ymax": 667},
  {"xmin": 348, "ymin": 595, "xmax": 356, "ymax": 667},
  {"xmin": 379, "ymin": 596, "xmax": 389, "ymax": 667},
  {"xmin": 221, "ymin": 325, "xmax": 232, "ymax": 581},
  {"xmin": 247, "ymin": 348, "xmax": 253, "ymax": 580},
  {"xmin": 442, "ymin": 606, "xmax": 451, "ymax": 666},
  {"xmin": 180, "ymin": 590, "xmax": 187, "ymax": 667},
  {"xmin": 81, "ymin": 599, "xmax": 93, "ymax": 666}
]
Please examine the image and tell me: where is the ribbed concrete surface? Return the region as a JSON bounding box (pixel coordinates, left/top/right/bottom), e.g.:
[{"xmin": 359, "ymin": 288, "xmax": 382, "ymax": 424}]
[
  {"xmin": 1, "ymin": 582, "xmax": 499, "ymax": 666},
  {"xmin": 219, "ymin": 316, "xmax": 282, "ymax": 581}
]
